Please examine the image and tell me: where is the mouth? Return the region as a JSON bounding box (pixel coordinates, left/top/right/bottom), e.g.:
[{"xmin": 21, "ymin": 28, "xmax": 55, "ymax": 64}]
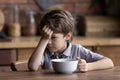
[
  {"xmin": 47, "ymin": 45, "xmax": 53, "ymax": 49},
  {"xmin": 47, "ymin": 46, "xmax": 56, "ymax": 52}
]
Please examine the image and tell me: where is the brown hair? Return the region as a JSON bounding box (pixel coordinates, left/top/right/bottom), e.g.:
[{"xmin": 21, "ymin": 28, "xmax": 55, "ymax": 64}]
[{"xmin": 39, "ymin": 9, "xmax": 75, "ymax": 36}]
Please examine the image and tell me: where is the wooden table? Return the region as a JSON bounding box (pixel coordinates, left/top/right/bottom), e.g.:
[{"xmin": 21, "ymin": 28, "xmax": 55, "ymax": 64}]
[
  {"xmin": 0, "ymin": 66, "xmax": 120, "ymax": 80},
  {"xmin": 1, "ymin": 37, "xmax": 120, "ymax": 49}
]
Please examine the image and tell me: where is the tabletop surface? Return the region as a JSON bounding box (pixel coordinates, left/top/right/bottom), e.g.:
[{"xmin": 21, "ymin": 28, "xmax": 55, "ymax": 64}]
[
  {"xmin": 0, "ymin": 66, "xmax": 120, "ymax": 80},
  {"xmin": 0, "ymin": 37, "xmax": 120, "ymax": 49}
]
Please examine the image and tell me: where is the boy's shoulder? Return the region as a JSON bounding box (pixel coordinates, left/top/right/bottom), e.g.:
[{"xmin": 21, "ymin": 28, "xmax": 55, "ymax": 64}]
[
  {"xmin": 71, "ymin": 43, "xmax": 83, "ymax": 49},
  {"xmin": 71, "ymin": 43, "xmax": 82, "ymax": 47}
]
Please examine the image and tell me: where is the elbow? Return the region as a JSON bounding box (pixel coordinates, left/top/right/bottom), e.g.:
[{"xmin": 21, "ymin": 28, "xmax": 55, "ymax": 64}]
[
  {"xmin": 28, "ymin": 63, "xmax": 38, "ymax": 71},
  {"xmin": 28, "ymin": 67, "xmax": 38, "ymax": 72},
  {"xmin": 109, "ymin": 58, "xmax": 114, "ymax": 68},
  {"xmin": 106, "ymin": 57, "xmax": 114, "ymax": 68}
]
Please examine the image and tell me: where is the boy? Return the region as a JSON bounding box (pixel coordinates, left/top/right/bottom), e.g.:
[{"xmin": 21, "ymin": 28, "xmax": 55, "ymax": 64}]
[{"xmin": 28, "ymin": 9, "xmax": 114, "ymax": 72}]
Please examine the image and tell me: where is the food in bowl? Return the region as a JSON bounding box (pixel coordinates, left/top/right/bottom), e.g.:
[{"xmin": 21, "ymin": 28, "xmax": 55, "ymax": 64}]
[{"xmin": 51, "ymin": 59, "xmax": 78, "ymax": 74}]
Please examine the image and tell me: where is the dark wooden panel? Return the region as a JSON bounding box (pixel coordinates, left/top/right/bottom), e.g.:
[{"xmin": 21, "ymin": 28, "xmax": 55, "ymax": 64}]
[
  {"xmin": 0, "ymin": 49, "xmax": 16, "ymax": 65},
  {"xmin": 17, "ymin": 48, "xmax": 35, "ymax": 61},
  {"xmin": 0, "ymin": 66, "xmax": 11, "ymax": 72}
]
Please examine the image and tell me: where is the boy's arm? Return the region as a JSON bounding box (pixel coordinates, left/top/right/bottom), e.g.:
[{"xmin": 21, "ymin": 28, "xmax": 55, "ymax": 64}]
[
  {"xmin": 28, "ymin": 26, "xmax": 53, "ymax": 71},
  {"xmin": 87, "ymin": 57, "xmax": 114, "ymax": 71},
  {"xmin": 77, "ymin": 57, "xmax": 114, "ymax": 72}
]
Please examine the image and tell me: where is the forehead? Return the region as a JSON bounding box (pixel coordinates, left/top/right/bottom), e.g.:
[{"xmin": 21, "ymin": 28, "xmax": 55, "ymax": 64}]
[{"xmin": 52, "ymin": 33, "xmax": 64, "ymax": 37}]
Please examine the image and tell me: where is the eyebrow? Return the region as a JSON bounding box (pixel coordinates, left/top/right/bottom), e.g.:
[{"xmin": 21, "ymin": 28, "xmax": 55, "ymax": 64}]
[{"xmin": 51, "ymin": 35, "xmax": 57, "ymax": 38}]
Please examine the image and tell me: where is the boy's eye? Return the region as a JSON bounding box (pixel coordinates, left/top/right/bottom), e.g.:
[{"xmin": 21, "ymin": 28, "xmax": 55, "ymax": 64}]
[{"xmin": 51, "ymin": 36, "xmax": 57, "ymax": 39}]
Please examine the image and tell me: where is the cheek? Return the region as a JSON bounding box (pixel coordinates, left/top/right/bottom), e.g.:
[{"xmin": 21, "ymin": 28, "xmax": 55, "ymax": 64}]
[
  {"xmin": 48, "ymin": 42, "xmax": 61, "ymax": 51},
  {"xmin": 52, "ymin": 41, "xmax": 61, "ymax": 47},
  {"xmin": 54, "ymin": 40, "xmax": 65, "ymax": 47},
  {"xmin": 52, "ymin": 40, "xmax": 63, "ymax": 47}
]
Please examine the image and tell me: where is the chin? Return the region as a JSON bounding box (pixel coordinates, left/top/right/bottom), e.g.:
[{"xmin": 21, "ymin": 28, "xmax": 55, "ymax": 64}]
[
  {"xmin": 47, "ymin": 47, "xmax": 57, "ymax": 52},
  {"xmin": 48, "ymin": 49, "xmax": 57, "ymax": 53},
  {"xmin": 49, "ymin": 50, "xmax": 56, "ymax": 52}
]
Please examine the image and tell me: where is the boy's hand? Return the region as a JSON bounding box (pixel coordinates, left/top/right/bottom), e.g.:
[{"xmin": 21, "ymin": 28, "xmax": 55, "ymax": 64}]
[
  {"xmin": 76, "ymin": 57, "xmax": 88, "ymax": 72},
  {"xmin": 41, "ymin": 25, "xmax": 53, "ymax": 39}
]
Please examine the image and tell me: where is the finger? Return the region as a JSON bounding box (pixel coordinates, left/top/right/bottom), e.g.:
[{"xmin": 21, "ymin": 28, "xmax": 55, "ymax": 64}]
[
  {"xmin": 49, "ymin": 30, "xmax": 53, "ymax": 37},
  {"xmin": 47, "ymin": 28, "xmax": 52, "ymax": 34},
  {"xmin": 78, "ymin": 65, "xmax": 87, "ymax": 72},
  {"xmin": 42, "ymin": 25, "xmax": 47, "ymax": 30},
  {"xmin": 78, "ymin": 66, "xmax": 85, "ymax": 72},
  {"xmin": 78, "ymin": 59, "xmax": 87, "ymax": 68},
  {"xmin": 50, "ymin": 30, "xmax": 53, "ymax": 35},
  {"xmin": 78, "ymin": 62, "xmax": 86, "ymax": 68},
  {"xmin": 78, "ymin": 65, "xmax": 88, "ymax": 72},
  {"xmin": 76, "ymin": 57, "xmax": 80, "ymax": 60},
  {"xmin": 79, "ymin": 63, "xmax": 85, "ymax": 66},
  {"xmin": 80, "ymin": 69, "xmax": 86, "ymax": 73},
  {"xmin": 76, "ymin": 57, "xmax": 82, "ymax": 63},
  {"xmin": 78, "ymin": 60, "xmax": 87, "ymax": 68},
  {"xmin": 44, "ymin": 27, "xmax": 50, "ymax": 33},
  {"xmin": 80, "ymin": 59, "xmax": 86, "ymax": 63}
]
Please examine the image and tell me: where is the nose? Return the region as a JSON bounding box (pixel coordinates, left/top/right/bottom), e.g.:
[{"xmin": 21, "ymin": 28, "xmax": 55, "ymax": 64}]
[{"xmin": 48, "ymin": 39, "xmax": 52, "ymax": 44}]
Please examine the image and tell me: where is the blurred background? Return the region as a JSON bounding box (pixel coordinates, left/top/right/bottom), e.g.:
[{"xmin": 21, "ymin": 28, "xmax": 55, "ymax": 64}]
[{"xmin": 0, "ymin": 0, "xmax": 120, "ymax": 38}]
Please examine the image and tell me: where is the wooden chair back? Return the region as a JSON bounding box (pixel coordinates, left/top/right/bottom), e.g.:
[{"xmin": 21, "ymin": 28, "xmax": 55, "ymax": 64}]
[{"xmin": 11, "ymin": 61, "xmax": 28, "ymax": 71}]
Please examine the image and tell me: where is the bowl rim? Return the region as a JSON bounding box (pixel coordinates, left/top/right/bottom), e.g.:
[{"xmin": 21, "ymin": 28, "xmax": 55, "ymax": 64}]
[{"xmin": 51, "ymin": 59, "xmax": 78, "ymax": 62}]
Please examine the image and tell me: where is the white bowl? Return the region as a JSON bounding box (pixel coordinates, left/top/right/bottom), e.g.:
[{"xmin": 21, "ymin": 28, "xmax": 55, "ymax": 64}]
[{"xmin": 51, "ymin": 59, "xmax": 78, "ymax": 74}]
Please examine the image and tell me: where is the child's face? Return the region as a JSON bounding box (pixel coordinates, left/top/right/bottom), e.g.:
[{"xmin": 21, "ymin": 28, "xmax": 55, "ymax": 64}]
[{"xmin": 47, "ymin": 32, "xmax": 71, "ymax": 53}]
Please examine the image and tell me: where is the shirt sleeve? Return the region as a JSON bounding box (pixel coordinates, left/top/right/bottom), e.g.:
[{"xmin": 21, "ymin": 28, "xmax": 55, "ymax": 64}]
[
  {"xmin": 40, "ymin": 50, "xmax": 53, "ymax": 69},
  {"xmin": 77, "ymin": 44, "xmax": 104, "ymax": 62}
]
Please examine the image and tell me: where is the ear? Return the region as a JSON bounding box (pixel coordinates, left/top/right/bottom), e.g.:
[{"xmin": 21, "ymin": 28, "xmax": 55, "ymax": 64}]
[{"xmin": 65, "ymin": 32, "xmax": 72, "ymax": 41}]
